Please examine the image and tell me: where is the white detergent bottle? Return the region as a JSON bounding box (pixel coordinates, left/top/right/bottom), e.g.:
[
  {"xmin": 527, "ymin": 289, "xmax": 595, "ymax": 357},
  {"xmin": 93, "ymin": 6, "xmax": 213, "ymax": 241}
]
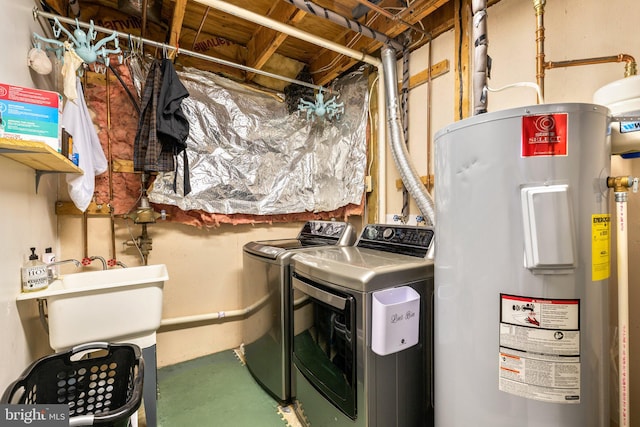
[
  {"xmin": 43, "ymin": 247, "xmax": 57, "ymax": 280},
  {"xmin": 21, "ymin": 247, "xmax": 48, "ymax": 292},
  {"xmin": 42, "ymin": 247, "xmax": 56, "ymax": 264}
]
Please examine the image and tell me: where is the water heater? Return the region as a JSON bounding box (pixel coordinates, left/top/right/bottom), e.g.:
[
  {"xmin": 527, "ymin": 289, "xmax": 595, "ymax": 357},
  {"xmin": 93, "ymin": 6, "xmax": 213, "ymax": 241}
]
[
  {"xmin": 434, "ymin": 103, "xmax": 610, "ymax": 427},
  {"xmin": 594, "ymin": 75, "xmax": 640, "ymax": 157}
]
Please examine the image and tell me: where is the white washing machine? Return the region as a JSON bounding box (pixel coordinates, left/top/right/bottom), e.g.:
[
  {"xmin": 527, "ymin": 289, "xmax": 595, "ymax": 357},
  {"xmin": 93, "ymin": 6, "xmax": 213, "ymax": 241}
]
[
  {"xmin": 290, "ymin": 224, "xmax": 434, "ymax": 427},
  {"xmin": 242, "ymin": 220, "xmax": 356, "ymax": 403}
]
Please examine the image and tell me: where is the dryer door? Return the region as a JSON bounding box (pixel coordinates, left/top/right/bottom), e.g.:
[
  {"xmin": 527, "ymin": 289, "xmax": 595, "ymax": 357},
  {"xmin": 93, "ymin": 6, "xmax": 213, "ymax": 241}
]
[{"xmin": 292, "ymin": 274, "xmax": 357, "ymax": 419}]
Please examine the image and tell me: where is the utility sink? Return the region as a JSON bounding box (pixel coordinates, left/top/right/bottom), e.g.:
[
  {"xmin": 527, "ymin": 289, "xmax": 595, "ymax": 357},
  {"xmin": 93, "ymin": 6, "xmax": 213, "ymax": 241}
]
[{"xmin": 18, "ymin": 264, "xmax": 168, "ymax": 352}]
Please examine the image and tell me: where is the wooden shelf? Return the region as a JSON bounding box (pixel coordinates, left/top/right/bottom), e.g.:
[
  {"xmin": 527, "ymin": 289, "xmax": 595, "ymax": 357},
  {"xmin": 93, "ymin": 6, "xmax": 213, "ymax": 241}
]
[
  {"xmin": 0, "ymin": 137, "xmax": 82, "ymax": 173},
  {"xmin": 0, "ymin": 137, "xmax": 83, "ymax": 192}
]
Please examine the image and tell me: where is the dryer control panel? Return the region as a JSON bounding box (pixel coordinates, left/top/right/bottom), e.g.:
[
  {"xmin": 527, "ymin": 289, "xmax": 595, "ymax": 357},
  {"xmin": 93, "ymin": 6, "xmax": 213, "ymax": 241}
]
[
  {"xmin": 357, "ymin": 224, "xmax": 434, "ymax": 257},
  {"xmin": 298, "ymin": 220, "xmax": 356, "ymax": 246}
]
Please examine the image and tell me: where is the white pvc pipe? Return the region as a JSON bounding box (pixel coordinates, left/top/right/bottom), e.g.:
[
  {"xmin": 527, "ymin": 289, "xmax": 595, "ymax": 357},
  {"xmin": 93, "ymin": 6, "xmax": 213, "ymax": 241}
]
[
  {"xmin": 377, "ymin": 68, "xmax": 387, "ymax": 222},
  {"xmin": 193, "ymin": 0, "xmax": 381, "ymax": 68},
  {"xmin": 160, "ymin": 293, "xmax": 270, "ymax": 327},
  {"xmin": 615, "ymin": 192, "xmax": 630, "ymax": 427}
]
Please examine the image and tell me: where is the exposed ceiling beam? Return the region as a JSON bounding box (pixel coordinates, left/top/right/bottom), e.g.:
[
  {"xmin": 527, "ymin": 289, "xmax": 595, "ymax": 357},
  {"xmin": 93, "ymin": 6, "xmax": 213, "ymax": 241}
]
[
  {"xmin": 246, "ymin": 3, "xmax": 307, "ymax": 80},
  {"xmin": 168, "ymin": 0, "xmax": 188, "ymax": 57}
]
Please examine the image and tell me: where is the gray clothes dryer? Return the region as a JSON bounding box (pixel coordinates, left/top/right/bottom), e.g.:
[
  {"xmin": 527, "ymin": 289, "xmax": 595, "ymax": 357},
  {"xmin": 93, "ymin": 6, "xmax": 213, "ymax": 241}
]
[
  {"xmin": 290, "ymin": 224, "xmax": 434, "ymax": 427},
  {"xmin": 242, "ymin": 220, "xmax": 356, "ymax": 403}
]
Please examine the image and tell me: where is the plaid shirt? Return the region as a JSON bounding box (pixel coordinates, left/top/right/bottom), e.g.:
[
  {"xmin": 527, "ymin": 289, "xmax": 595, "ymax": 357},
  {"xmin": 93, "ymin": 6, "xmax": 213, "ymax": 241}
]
[{"xmin": 134, "ymin": 59, "xmax": 175, "ymax": 172}]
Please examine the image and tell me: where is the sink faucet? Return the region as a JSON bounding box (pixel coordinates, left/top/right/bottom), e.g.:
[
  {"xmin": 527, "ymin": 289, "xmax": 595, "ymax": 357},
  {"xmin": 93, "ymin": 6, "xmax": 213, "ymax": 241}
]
[
  {"xmin": 83, "ymin": 256, "xmax": 107, "ymax": 270},
  {"xmin": 46, "ymin": 259, "xmax": 81, "ymax": 282}
]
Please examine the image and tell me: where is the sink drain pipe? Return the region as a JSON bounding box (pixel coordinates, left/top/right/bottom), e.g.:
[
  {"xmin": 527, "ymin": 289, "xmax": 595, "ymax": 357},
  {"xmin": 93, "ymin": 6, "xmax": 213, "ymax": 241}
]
[{"xmin": 160, "ymin": 292, "xmax": 271, "ymax": 327}]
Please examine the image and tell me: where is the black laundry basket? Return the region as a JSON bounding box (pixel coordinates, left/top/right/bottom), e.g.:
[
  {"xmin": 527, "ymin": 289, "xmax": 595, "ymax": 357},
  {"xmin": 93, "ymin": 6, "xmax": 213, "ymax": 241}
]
[{"xmin": 1, "ymin": 342, "xmax": 144, "ymax": 427}]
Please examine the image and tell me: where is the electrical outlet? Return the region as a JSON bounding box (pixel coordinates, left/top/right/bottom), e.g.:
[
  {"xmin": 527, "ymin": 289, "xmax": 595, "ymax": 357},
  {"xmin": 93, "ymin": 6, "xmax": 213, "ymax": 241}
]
[{"xmin": 365, "ymin": 176, "xmax": 373, "ymax": 192}]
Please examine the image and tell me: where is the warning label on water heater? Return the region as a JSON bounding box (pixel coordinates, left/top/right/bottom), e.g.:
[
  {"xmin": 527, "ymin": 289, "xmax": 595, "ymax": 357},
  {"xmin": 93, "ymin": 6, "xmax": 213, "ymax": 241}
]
[
  {"xmin": 498, "ymin": 294, "xmax": 581, "ymax": 404},
  {"xmin": 521, "ymin": 113, "xmax": 568, "ymax": 157},
  {"xmin": 592, "ymin": 214, "xmax": 611, "ymax": 281}
]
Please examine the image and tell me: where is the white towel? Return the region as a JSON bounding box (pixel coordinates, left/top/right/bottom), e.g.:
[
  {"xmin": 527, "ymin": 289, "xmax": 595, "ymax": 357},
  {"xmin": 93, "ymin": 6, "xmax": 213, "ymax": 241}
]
[
  {"xmin": 62, "ymin": 77, "xmax": 108, "ymax": 212},
  {"xmin": 61, "ymin": 42, "xmax": 83, "ymax": 101}
]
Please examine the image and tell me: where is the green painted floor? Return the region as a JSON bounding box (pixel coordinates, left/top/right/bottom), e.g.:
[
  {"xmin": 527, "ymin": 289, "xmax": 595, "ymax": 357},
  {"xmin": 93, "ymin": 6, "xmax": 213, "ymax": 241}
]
[{"xmin": 157, "ymin": 350, "xmax": 291, "ymax": 427}]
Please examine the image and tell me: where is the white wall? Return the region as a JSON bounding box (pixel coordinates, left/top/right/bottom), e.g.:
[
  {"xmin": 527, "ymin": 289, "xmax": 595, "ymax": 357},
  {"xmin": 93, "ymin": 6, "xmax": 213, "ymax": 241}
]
[
  {"xmin": 397, "ymin": 0, "xmax": 640, "ymax": 425},
  {"xmin": 0, "ymin": 0, "xmax": 62, "ymax": 393}
]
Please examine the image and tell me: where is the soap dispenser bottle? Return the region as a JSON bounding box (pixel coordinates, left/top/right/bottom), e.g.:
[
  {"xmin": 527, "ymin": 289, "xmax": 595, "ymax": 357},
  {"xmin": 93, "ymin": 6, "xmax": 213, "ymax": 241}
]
[{"xmin": 21, "ymin": 247, "xmax": 48, "ymax": 292}]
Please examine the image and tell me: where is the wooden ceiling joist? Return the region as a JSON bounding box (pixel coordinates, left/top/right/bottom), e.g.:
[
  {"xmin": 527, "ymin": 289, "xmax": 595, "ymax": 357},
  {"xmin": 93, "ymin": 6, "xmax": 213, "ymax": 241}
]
[
  {"xmin": 246, "ymin": 3, "xmax": 307, "ymax": 80},
  {"xmin": 168, "ymin": 0, "xmax": 188, "ymax": 57},
  {"xmin": 85, "ymin": 0, "xmax": 460, "ymax": 90},
  {"xmin": 310, "ymin": 0, "xmax": 450, "ymax": 85}
]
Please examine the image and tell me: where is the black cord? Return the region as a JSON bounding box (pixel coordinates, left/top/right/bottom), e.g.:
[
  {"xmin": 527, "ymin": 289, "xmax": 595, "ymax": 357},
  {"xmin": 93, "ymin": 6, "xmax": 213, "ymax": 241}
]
[{"xmin": 108, "ymin": 63, "xmax": 141, "ymax": 115}]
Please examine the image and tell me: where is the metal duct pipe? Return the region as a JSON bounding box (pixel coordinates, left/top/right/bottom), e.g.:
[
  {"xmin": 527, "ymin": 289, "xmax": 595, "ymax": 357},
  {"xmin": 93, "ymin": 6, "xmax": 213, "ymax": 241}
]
[
  {"xmin": 401, "ymin": 47, "xmax": 410, "ymax": 219},
  {"xmin": 381, "ymin": 46, "xmax": 436, "ymax": 226},
  {"xmin": 283, "ymin": 0, "xmax": 403, "ymax": 51},
  {"xmin": 472, "ymin": 0, "xmax": 488, "ymax": 114}
]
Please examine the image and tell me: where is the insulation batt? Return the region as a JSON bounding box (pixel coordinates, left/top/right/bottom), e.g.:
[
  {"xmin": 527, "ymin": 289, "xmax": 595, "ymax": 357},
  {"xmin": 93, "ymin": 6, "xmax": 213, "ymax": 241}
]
[{"xmin": 85, "ymin": 59, "xmax": 364, "ymax": 227}]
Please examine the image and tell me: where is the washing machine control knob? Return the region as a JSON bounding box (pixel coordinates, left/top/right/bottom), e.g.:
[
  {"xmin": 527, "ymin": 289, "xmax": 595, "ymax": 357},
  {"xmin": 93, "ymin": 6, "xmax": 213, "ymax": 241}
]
[
  {"xmin": 382, "ymin": 227, "xmax": 395, "ymax": 240},
  {"xmin": 365, "ymin": 226, "xmax": 379, "ymax": 240}
]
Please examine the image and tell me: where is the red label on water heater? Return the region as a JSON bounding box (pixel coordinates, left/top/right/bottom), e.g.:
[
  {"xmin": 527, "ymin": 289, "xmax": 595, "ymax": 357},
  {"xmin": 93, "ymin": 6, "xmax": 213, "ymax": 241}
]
[{"xmin": 521, "ymin": 113, "xmax": 568, "ymax": 157}]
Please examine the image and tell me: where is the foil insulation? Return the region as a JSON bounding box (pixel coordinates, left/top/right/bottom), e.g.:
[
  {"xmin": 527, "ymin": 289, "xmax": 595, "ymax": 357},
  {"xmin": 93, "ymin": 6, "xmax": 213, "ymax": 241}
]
[{"xmin": 134, "ymin": 64, "xmax": 368, "ymax": 215}]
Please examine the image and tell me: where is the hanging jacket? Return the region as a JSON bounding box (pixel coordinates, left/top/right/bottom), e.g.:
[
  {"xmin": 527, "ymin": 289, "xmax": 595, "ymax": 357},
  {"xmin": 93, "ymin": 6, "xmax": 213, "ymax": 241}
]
[
  {"xmin": 134, "ymin": 58, "xmax": 191, "ymax": 195},
  {"xmin": 157, "ymin": 58, "xmax": 191, "ymax": 195}
]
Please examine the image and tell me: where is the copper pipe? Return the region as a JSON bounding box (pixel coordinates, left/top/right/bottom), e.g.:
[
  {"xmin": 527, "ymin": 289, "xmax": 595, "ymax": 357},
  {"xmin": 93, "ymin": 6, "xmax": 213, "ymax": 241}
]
[
  {"xmin": 110, "ymin": 206, "xmax": 117, "ymax": 264},
  {"xmin": 82, "ymin": 211, "xmax": 88, "ymax": 259},
  {"xmin": 533, "ymin": 0, "xmax": 546, "ymax": 101},
  {"xmin": 546, "ymin": 54, "xmax": 637, "ymax": 77},
  {"xmin": 534, "ymin": 0, "xmax": 637, "ymax": 101},
  {"xmin": 192, "ymin": 6, "xmax": 211, "ymax": 50},
  {"xmin": 106, "ymin": 68, "xmax": 113, "ymax": 201}
]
